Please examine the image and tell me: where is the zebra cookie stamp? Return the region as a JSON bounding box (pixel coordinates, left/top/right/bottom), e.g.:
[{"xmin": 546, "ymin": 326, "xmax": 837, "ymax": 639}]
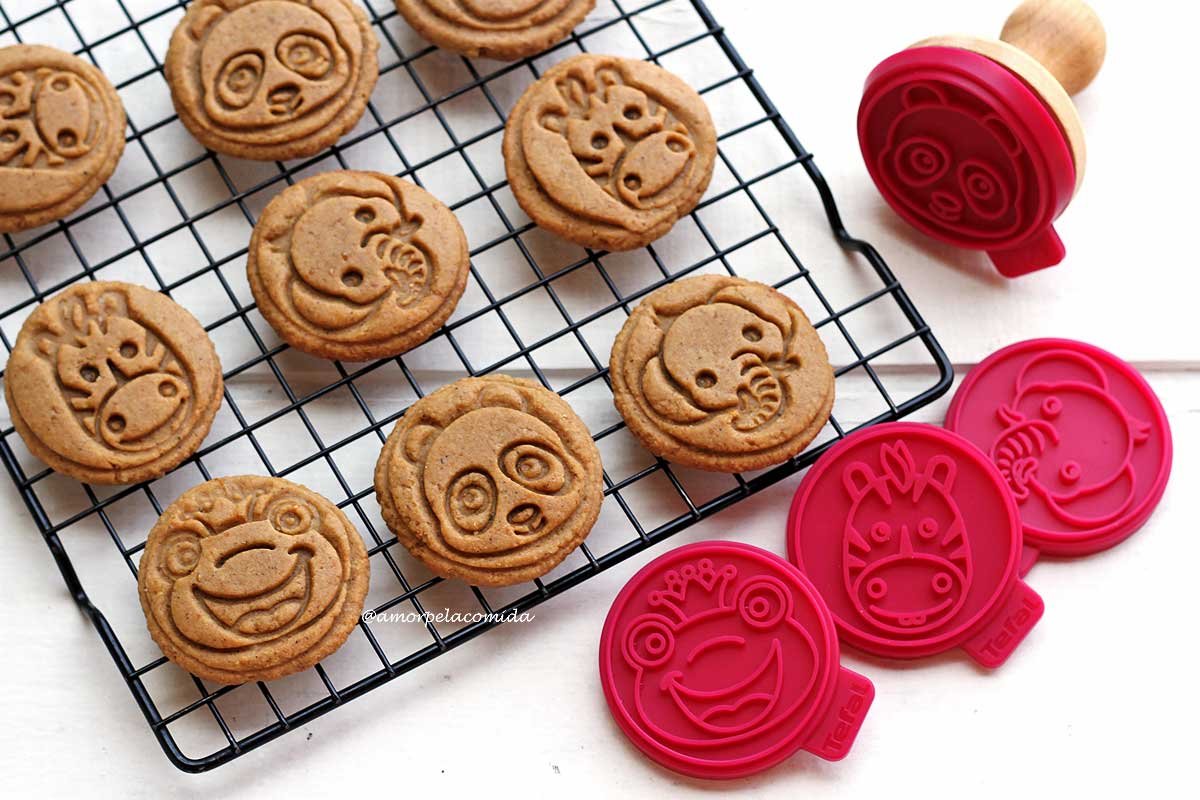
[
  {"xmin": 503, "ymin": 54, "xmax": 716, "ymax": 251},
  {"xmin": 138, "ymin": 475, "xmax": 369, "ymax": 684},
  {"xmin": 788, "ymin": 423, "xmax": 1043, "ymax": 668},
  {"xmin": 395, "ymin": 0, "xmax": 596, "ymax": 61},
  {"xmin": 5, "ymin": 282, "xmax": 223, "ymax": 485},
  {"xmin": 165, "ymin": 0, "xmax": 379, "ymax": 160},
  {"xmin": 610, "ymin": 275, "xmax": 834, "ymax": 473},
  {"xmin": 374, "ymin": 375, "xmax": 603, "ymax": 586},
  {"xmin": 0, "ymin": 45, "xmax": 126, "ymax": 233},
  {"xmin": 248, "ymin": 171, "xmax": 470, "ymax": 360}
]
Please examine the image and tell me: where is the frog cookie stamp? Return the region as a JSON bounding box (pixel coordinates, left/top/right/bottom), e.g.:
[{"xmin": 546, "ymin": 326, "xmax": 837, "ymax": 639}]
[
  {"xmin": 165, "ymin": 0, "xmax": 379, "ymax": 160},
  {"xmin": 248, "ymin": 171, "xmax": 470, "ymax": 360},
  {"xmin": 5, "ymin": 281, "xmax": 223, "ymax": 485},
  {"xmin": 138, "ymin": 475, "xmax": 369, "ymax": 684},
  {"xmin": 0, "ymin": 45, "xmax": 126, "ymax": 232},
  {"xmin": 396, "ymin": 0, "xmax": 596, "ymax": 61},
  {"xmin": 610, "ymin": 275, "xmax": 834, "ymax": 473},
  {"xmin": 374, "ymin": 375, "xmax": 604, "ymax": 586},
  {"xmin": 503, "ymin": 54, "xmax": 716, "ymax": 251}
]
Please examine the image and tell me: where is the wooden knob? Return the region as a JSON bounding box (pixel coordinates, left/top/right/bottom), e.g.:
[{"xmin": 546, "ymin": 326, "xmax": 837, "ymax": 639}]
[{"xmin": 1000, "ymin": 0, "xmax": 1106, "ymax": 95}]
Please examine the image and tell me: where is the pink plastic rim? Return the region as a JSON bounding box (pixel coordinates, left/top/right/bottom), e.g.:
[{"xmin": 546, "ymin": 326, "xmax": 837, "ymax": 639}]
[
  {"xmin": 787, "ymin": 423, "xmax": 1042, "ymax": 668},
  {"xmin": 858, "ymin": 47, "xmax": 1075, "ymax": 274},
  {"xmin": 599, "ymin": 541, "xmax": 874, "ymax": 779},
  {"xmin": 946, "ymin": 339, "xmax": 1172, "ymax": 570}
]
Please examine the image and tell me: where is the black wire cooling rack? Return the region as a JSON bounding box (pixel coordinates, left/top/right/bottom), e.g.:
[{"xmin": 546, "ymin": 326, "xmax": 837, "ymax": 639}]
[{"xmin": 0, "ymin": 0, "xmax": 951, "ymax": 773}]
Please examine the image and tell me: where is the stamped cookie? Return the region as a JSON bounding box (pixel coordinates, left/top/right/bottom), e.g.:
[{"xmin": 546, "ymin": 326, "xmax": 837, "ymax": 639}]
[
  {"xmin": 0, "ymin": 45, "xmax": 126, "ymax": 233},
  {"xmin": 247, "ymin": 171, "xmax": 470, "ymax": 360},
  {"xmin": 395, "ymin": 0, "xmax": 595, "ymax": 61},
  {"xmin": 5, "ymin": 281, "xmax": 223, "ymax": 485},
  {"xmin": 503, "ymin": 54, "xmax": 716, "ymax": 251},
  {"xmin": 138, "ymin": 475, "xmax": 370, "ymax": 684},
  {"xmin": 610, "ymin": 275, "xmax": 834, "ymax": 473},
  {"xmin": 164, "ymin": 0, "xmax": 380, "ymax": 161},
  {"xmin": 374, "ymin": 375, "xmax": 604, "ymax": 586}
]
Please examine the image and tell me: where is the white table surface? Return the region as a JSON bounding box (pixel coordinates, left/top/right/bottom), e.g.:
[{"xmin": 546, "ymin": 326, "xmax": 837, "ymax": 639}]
[{"xmin": 2, "ymin": 0, "xmax": 1198, "ymax": 797}]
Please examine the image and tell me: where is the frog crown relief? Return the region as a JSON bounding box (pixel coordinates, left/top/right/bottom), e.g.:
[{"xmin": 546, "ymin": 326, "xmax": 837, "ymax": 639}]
[
  {"xmin": 0, "ymin": 67, "xmax": 102, "ymax": 169},
  {"xmin": 423, "ymin": 0, "xmax": 579, "ymax": 31}
]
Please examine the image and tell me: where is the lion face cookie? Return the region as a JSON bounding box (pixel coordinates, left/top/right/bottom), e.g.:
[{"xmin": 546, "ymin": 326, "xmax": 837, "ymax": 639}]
[
  {"xmin": 5, "ymin": 282, "xmax": 223, "ymax": 485},
  {"xmin": 610, "ymin": 275, "xmax": 834, "ymax": 473},
  {"xmin": 395, "ymin": 0, "xmax": 595, "ymax": 61},
  {"xmin": 165, "ymin": 0, "xmax": 379, "ymax": 160},
  {"xmin": 374, "ymin": 375, "xmax": 604, "ymax": 586},
  {"xmin": 138, "ymin": 475, "xmax": 369, "ymax": 684}
]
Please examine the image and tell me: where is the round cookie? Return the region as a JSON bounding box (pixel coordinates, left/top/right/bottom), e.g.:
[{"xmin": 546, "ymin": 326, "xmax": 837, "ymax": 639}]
[
  {"xmin": 5, "ymin": 281, "xmax": 223, "ymax": 485},
  {"xmin": 610, "ymin": 275, "xmax": 834, "ymax": 473},
  {"xmin": 503, "ymin": 53, "xmax": 716, "ymax": 252},
  {"xmin": 164, "ymin": 0, "xmax": 380, "ymax": 161},
  {"xmin": 247, "ymin": 171, "xmax": 470, "ymax": 360},
  {"xmin": 0, "ymin": 44, "xmax": 126, "ymax": 233},
  {"xmin": 374, "ymin": 374, "xmax": 604, "ymax": 586},
  {"xmin": 395, "ymin": 0, "xmax": 595, "ymax": 61},
  {"xmin": 138, "ymin": 475, "xmax": 370, "ymax": 684}
]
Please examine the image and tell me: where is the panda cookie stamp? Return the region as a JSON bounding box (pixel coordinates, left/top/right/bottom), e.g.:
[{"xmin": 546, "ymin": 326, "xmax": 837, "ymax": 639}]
[
  {"xmin": 4, "ymin": 281, "xmax": 223, "ymax": 485},
  {"xmin": 247, "ymin": 171, "xmax": 470, "ymax": 361},
  {"xmin": 165, "ymin": 0, "xmax": 380, "ymax": 161},
  {"xmin": 138, "ymin": 475, "xmax": 370, "ymax": 684},
  {"xmin": 610, "ymin": 275, "xmax": 834, "ymax": 473},
  {"xmin": 374, "ymin": 375, "xmax": 604, "ymax": 586},
  {"xmin": 396, "ymin": 0, "xmax": 595, "ymax": 61},
  {"xmin": 503, "ymin": 54, "xmax": 716, "ymax": 251},
  {"xmin": 0, "ymin": 45, "xmax": 126, "ymax": 233}
]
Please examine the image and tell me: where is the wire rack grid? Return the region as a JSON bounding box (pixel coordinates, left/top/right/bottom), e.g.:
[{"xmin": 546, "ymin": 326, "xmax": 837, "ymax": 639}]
[{"xmin": 0, "ymin": 0, "xmax": 951, "ymax": 773}]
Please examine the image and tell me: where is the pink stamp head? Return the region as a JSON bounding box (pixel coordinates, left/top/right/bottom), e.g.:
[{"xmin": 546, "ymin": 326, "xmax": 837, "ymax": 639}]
[
  {"xmin": 599, "ymin": 541, "xmax": 873, "ymax": 779},
  {"xmin": 946, "ymin": 339, "xmax": 1172, "ymax": 572},
  {"xmin": 858, "ymin": 47, "xmax": 1075, "ymax": 277},
  {"xmin": 788, "ymin": 423, "xmax": 1042, "ymax": 668}
]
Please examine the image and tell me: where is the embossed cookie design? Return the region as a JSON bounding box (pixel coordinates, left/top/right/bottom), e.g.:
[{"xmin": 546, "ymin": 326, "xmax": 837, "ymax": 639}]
[
  {"xmin": 0, "ymin": 45, "xmax": 126, "ymax": 233},
  {"xmin": 165, "ymin": 0, "xmax": 379, "ymax": 161},
  {"xmin": 248, "ymin": 171, "xmax": 470, "ymax": 360},
  {"xmin": 138, "ymin": 475, "xmax": 370, "ymax": 684},
  {"xmin": 374, "ymin": 375, "xmax": 604, "ymax": 586},
  {"xmin": 610, "ymin": 275, "xmax": 834, "ymax": 473},
  {"xmin": 503, "ymin": 54, "xmax": 716, "ymax": 251},
  {"xmin": 5, "ymin": 282, "xmax": 223, "ymax": 485},
  {"xmin": 396, "ymin": 0, "xmax": 595, "ymax": 61}
]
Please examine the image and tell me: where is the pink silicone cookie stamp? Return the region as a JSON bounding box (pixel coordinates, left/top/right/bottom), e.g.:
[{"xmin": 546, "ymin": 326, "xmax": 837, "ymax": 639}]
[
  {"xmin": 946, "ymin": 339, "xmax": 1172, "ymax": 572},
  {"xmin": 599, "ymin": 541, "xmax": 873, "ymax": 779},
  {"xmin": 787, "ymin": 423, "xmax": 1042, "ymax": 668}
]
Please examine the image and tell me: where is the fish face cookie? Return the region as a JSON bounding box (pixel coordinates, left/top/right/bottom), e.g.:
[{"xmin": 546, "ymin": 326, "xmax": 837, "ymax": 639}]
[
  {"xmin": 503, "ymin": 54, "xmax": 716, "ymax": 251},
  {"xmin": 0, "ymin": 45, "xmax": 126, "ymax": 233},
  {"xmin": 610, "ymin": 275, "xmax": 834, "ymax": 473},
  {"xmin": 374, "ymin": 375, "xmax": 604, "ymax": 586},
  {"xmin": 5, "ymin": 281, "xmax": 223, "ymax": 485},
  {"xmin": 395, "ymin": 0, "xmax": 595, "ymax": 61},
  {"xmin": 165, "ymin": 0, "xmax": 379, "ymax": 161},
  {"xmin": 247, "ymin": 171, "xmax": 470, "ymax": 360},
  {"xmin": 138, "ymin": 475, "xmax": 370, "ymax": 684}
]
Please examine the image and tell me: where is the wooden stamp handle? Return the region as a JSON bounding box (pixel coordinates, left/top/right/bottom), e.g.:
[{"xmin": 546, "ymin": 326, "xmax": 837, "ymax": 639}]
[{"xmin": 1000, "ymin": 0, "xmax": 1106, "ymax": 95}]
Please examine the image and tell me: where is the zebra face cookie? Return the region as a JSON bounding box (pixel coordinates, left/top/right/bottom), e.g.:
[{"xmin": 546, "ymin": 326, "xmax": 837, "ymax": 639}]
[
  {"xmin": 395, "ymin": 0, "xmax": 595, "ymax": 61},
  {"xmin": 5, "ymin": 281, "xmax": 223, "ymax": 485},
  {"xmin": 248, "ymin": 171, "xmax": 470, "ymax": 360},
  {"xmin": 610, "ymin": 275, "xmax": 834, "ymax": 473},
  {"xmin": 503, "ymin": 54, "xmax": 716, "ymax": 251}
]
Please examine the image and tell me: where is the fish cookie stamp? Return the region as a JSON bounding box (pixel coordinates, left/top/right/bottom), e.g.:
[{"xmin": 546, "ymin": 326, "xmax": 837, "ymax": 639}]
[
  {"xmin": 503, "ymin": 54, "xmax": 716, "ymax": 251},
  {"xmin": 0, "ymin": 44, "xmax": 126, "ymax": 233},
  {"xmin": 5, "ymin": 281, "xmax": 223, "ymax": 485},
  {"xmin": 610, "ymin": 275, "xmax": 834, "ymax": 473},
  {"xmin": 247, "ymin": 171, "xmax": 470, "ymax": 360},
  {"xmin": 788, "ymin": 423, "xmax": 1043, "ymax": 668},
  {"xmin": 138, "ymin": 475, "xmax": 369, "ymax": 684},
  {"xmin": 395, "ymin": 0, "xmax": 596, "ymax": 61},
  {"xmin": 374, "ymin": 375, "xmax": 603, "ymax": 586},
  {"xmin": 165, "ymin": 0, "xmax": 380, "ymax": 161},
  {"xmin": 600, "ymin": 541, "xmax": 874, "ymax": 779},
  {"xmin": 946, "ymin": 338, "xmax": 1171, "ymax": 571}
]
